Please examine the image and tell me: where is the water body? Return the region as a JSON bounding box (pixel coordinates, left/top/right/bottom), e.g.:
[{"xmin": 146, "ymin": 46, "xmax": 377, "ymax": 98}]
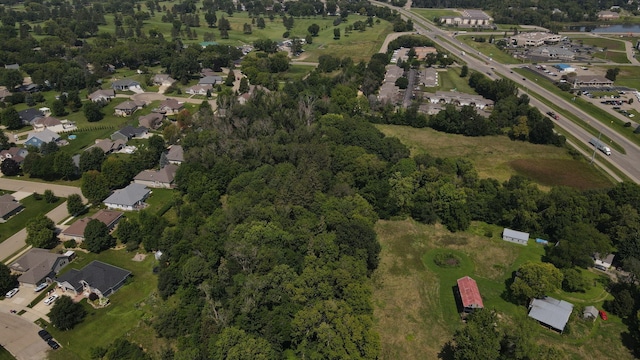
[{"xmin": 592, "ymin": 24, "xmax": 640, "ymax": 33}]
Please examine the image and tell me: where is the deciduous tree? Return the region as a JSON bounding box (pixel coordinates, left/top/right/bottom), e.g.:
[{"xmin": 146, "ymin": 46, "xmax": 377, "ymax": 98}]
[
  {"xmin": 66, "ymin": 194, "xmax": 85, "ymax": 216},
  {"xmin": 510, "ymin": 262, "xmax": 563, "ymax": 302},
  {"xmin": 49, "ymin": 295, "xmax": 86, "ymax": 330},
  {"xmin": 84, "ymin": 219, "xmax": 115, "ymax": 253},
  {"xmin": 81, "ymin": 170, "xmax": 110, "ymax": 204},
  {"xmin": 26, "ymin": 214, "xmax": 58, "ymax": 249},
  {"xmin": 0, "ymin": 158, "xmax": 20, "ymax": 176}
]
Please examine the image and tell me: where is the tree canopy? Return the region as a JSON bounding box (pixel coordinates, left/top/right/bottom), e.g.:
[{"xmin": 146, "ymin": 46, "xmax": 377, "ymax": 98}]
[{"xmin": 49, "ymin": 295, "xmax": 86, "ymax": 330}]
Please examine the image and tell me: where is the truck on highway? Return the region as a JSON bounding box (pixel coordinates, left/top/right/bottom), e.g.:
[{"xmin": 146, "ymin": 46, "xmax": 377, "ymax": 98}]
[{"xmin": 589, "ymin": 138, "xmax": 611, "ymax": 156}]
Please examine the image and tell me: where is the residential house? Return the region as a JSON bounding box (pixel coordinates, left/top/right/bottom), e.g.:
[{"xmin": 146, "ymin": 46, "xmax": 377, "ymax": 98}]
[
  {"xmin": 56, "ymin": 260, "xmax": 131, "ymax": 298},
  {"xmin": 111, "ymin": 79, "xmax": 141, "ymax": 91},
  {"xmin": 88, "ymin": 89, "xmax": 116, "ymax": 103},
  {"xmin": 427, "ymin": 91, "xmax": 494, "ymax": 110},
  {"xmin": 200, "ymin": 68, "xmax": 216, "ymax": 77},
  {"xmin": 33, "ymin": 117, "xmax": 76, "ymax": 133},
  {"xmin": 0, "ymin": 147, "xmax": 28, "ymax": 164},
  {"xmin": 18, "ymin": 108, "xmax": 43, "ymax": 125},
  {"xmin": 157, "ymin": 99, "xmax": 184, "ymax": 115},
  {"xmin": 186, "ymin": 84, "xmax": 213, "ymax": 96},
  {"xmin": 528, "ymin": 296, "xmax": 574, "ymax": 333},
  {"xmin": 111, "ymin": 126, "xmax": 148, "ymax": 142},
  {"xmin": 24, "ymin": 129, "xmax": 60, "ymax": 148},
  {"xmin": 153, "ymin": 74, "xmax": 176, "ymax": 86},
  {"xmin": 133, "ymin": 164, "xmax": 178, "ymax": 189},
  {"xmin": 378, "ymin": 66, "xmax": 405, "ymax": 103},
  {"xmin": 457, "ymin": 276, "xmax": 484, "ymax": 313},
  {"xmin": 88, "ymin": 139, "xmax": 126, "ymax": 154},
  {"xmin": 573, "ymin": 75, "xmax": 613, "ymax": 87},
  {"xmin": 103, "ymin": 183, "xmax": 151, "ymax": 211},
  {"xmin": 0, "ymin": 88, "xmax": 11, "ymax": 101},
  {"xmin": 237, "ymin": 85, "xmax": 270, "ymax": 105},
  {"xmin": 598, "ymin": 10, "xmax": 620, "ymax": 20},
  {"xmin": 199, "ymin": 75, "xmax": 224, "ymax": 86},
  {"xmin": 60, "ymin": 210, "xmax": 123, "ymax": 242},
  {"xmin": 502, "ymin": 228, "xmax": 529, "ymax": 245},
  {"xmin": 0, "ymin": 194, "xmax": 24, "ymax": 222},
  {"xmin": 593, "ymin": 253, "xmax": 615, "ymax": 271},
  {"xmin": 166, "ymin": 145, "xmax": 184, "ymax": 164},
  {"xmin": 114, "ymin": 101, "xmax": 140, "ymax": 116},
  {"xmin": 138, "ymin": 113, "xmax": 164, "ymax": 129},
  {"xmin": 9, "ymin": 248, "xmax": 70, "ymax": 286},
  {"xmin": 583, "ymin": 305, "xmax": 599, "ymax": 321}
]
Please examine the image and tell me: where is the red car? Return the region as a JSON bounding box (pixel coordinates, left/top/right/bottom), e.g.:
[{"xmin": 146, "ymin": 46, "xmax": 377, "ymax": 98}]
[{"xmin": 599, "ymin": 310, "xmax": 608, "ymax": 320}]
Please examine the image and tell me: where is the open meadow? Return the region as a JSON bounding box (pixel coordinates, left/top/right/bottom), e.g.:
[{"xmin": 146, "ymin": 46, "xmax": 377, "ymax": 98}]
[
  {"xmin": 373, "ymin": 219, "xmax": 635, "ymax": 360},
  {"xmin": 375, "ymin": 124, "xmax": 613, "ymax": 189}
]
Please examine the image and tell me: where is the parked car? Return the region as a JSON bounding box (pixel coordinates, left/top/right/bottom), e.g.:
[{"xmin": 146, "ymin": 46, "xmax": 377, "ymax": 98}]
[
  {"xmin": 34, "ymin": 283, "xmax": 47, "ymax": 292},
  {"xmin": 44, "ymin": 294, "xmax": 59, "ymax": 306},
  {"xmin": 38, "ymin": 330, "xmax": 53, "ymax": 342},
  {"xmin": 47, "ymin": 339, "xmax": 60, "ymax": 350},
  {"xmin": 599, "ymin": 310, "xmax": 608, "ymax": 320},
  {"xmin": 5, "ymin": 288, "xmax": 19, "ymax": 298}
]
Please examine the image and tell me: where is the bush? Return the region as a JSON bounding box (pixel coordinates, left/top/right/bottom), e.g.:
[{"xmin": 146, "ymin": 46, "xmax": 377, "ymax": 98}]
[
  {"xmin": 625, "ymin": 121, "xmax": 632, "ymax": 127},
  {"xmin": 33, "ymin": 192, "xmax": 42, "ymax": 200},
  {"xmin": 433, "ymin": 252, "xmax": 462, "ymax": 268},
  {"xmin": 63, "ymin": 240, "xmax": 77, "ymax": 249}
]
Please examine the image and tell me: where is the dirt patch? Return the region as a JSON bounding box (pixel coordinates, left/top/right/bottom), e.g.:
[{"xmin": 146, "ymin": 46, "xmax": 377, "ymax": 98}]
[
  {"xmin": 510, "ymin": 158, "xmax": 613, "ymax": 190},
  {"xmin": 132, "ymin": 253, "xmax": 147, "ymax": 262}
]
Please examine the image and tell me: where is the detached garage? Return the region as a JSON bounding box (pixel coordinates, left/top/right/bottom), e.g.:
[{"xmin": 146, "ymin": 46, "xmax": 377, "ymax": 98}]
[{"xmin": 503, "ymin": 228, "xmax": 530, "ymax": 245}]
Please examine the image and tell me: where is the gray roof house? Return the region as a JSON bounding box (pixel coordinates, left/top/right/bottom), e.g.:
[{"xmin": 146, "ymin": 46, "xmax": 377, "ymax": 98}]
[
  {"xmin": 56, "ymin": 260, "xmax": 131, "ymax": 298},
  {"xmin": 88, "ymin": 139, "xmax": 126, "ymax": 154},
  {"xmin": 594, "ymin": 253, "xmax": 615, "ymax": 271},
  {"xmin": 0, "ymin": 194, "xmax": 24, "ymax": 222},
  {"xmin": 503, "ymin": 228, "xmax": 529, "ymax": 245},
  {"xmin": 103, "ymin": 183, "xmax": 150, "ymax": 211},
  {"xmin": 18, "ymin": 108, "xmax": 44, "ymax": 125},
  {"xmin": 198, "ymin": 75, "xmax": 223, "ymax": 86},
  {"xmin": 138, "ymin": 113, "xmax": 164, "ymax": 129},
  {"xmin": 528, "ymin": 296, "xmax": 574, "ymax": 333},
  {"xmin": 24, "ymin": 129, "xmax": 61, "ymax": 148},
  {"xmin": 0, "ymin": 147, "xmax": 29, "ymax": 164},
  {"xmin": 10, "ymin": 248, "xmax": 70, "ymax": 286},
  {"xmin": 88, "ymin": 89, "xmax": 116, "ymax": 102},
  {"xmin": 111, "ymin": 79, "xmax": 141, "ymax": 91},
  {"xmin": 134, "ymin": 164, "xmax": 178, "ymax": 188},
  {"xmin": 157, "ymin": 99, "xmax": 184, "ymax": 115},
  {"xmin": 111, "ymin": 126, "xmax": 148, "ymax": 142},
  {"xmin": 166, "ymin": 145, "xmax": 184, "ymax": 164},
  {"xmin": 153, "ymin": 74, "xmax": 176, "ymax": 86},
  {"xmin": 114, "ymin": 101, "xmax": 140, "ymax": 116}
]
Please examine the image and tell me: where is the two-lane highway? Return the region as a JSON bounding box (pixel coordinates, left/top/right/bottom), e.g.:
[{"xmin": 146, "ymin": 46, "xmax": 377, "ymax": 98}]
[{"xmin": 372, "ymin": 1, "xmax": 640, "ymax": 183}]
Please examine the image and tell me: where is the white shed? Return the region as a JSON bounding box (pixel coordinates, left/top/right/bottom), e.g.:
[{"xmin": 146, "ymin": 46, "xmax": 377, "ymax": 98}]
[{"xmin": 503, "ymin": 228, "xmax": 529, "ymax": 245}]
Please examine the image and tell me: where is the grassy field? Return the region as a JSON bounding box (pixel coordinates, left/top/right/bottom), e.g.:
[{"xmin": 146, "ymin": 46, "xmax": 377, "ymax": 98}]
[
  {"xmin": 410, "ymin": 8, "xmax": 460, "ymax": 21},
  {"xmin": 375, "ymin": 124, "xmax": 613, "ymax": 189},
  {"xmin": 457, "ymin": 35, "xmax": 521, "ymax": 64},
  {"xmin": 592, "ymin": 50, "xmax": 631, "ymax": 64},
  {"xmin": 373, "ymin": 219, "xmax": 635, "ymax": 360},
  {"xmin": 428, "ymin": 67, "xmax": 478, "ymax": 94},
  {"xmin": 599, "ymin": 65, "xmax": 640, "ymax": 89},
  {"xmin": 98, "ymin": 11, "xmax": 393, "ymax": 63},
  {"xmin": 570, "ymin": 36, "xmax": 625, "ymax": 51},
  {"xmin": 47, "ymin": 249, "xmax": 163, "ymax": 360},
  {"xmin": 0, "ymin": 347, "xmax": 14, "ymax": 360},
  {"xmin": 0, "ymin": 194, "xmax": 65, "ymax": 243}
]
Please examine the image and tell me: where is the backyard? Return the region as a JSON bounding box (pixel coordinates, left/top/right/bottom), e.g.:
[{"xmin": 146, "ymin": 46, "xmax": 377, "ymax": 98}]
[{"xmin": 373, "ymin": 219, "xmax": 634, "ymax": 360}]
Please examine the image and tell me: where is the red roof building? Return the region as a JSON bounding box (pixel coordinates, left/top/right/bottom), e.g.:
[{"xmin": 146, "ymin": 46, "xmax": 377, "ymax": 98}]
[{"xmin": 457, "ymin": 276, "xmax": 484, "ymax": 312}]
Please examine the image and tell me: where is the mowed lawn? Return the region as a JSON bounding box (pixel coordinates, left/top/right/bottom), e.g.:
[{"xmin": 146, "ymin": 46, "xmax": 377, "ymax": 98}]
[
  {"xmin": 47, "ymin": 250, "xmax": 160, "ymax": 360},
  {"xmin": 410, "ymin": 8, "xmax": 460, "ymax": 21},
  {"xmin": 571, "ymin": 36, "xmax": 625, "ymax": 51},
  {"xmin": 375, "ymin": 124, "xmax": 613, "ymax": 189},
  {"xmin": 600, "ymin": 65, "xmax": 640, "ymax": 89},
  {"xmin": 373, "ymin": 219, "xmax": 635, "ymax": 360},
  {"xmin": 0, "ymin": 194, "xmax": 64, "ymax": 245}
]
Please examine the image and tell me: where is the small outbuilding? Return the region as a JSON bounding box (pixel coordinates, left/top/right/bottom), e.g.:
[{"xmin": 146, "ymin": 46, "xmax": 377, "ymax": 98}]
[
  {"xmin": 457, "ymin": 276, "xmax": 484, "ymax": 313},
  {"xmin": 528, "ymin": 296, "xmax": 574, "ymax": 333},
  {"xmin": 593, "ymin": 253, "xmax": 615, "ymax": 271},
  {"xmin": 502, "ymin": 228, "xmax": 529, "ymax": 245},
  {"xmin": 583, "ymin": 305, "xmax": 598, "ymax": 321}
]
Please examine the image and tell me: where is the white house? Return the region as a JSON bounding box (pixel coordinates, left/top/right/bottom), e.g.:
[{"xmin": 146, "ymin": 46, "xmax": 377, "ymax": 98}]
[{"xmin": 593, "ymin": 253, "xmax": 615, "ymax": 271}]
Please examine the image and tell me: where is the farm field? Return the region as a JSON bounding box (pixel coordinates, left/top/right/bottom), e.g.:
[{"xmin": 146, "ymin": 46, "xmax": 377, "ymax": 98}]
[
  {"xmin": 375, "ymin": 124, "xmax": 613, "ymax": 189},
  {"xmin": 373, "ymin": 219, "xmax": 635, "ymax": 360}
]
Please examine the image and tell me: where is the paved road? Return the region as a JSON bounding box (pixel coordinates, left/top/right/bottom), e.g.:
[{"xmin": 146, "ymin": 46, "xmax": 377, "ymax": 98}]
[
  {"xmin": 0, "ymin": 310, "xmax": 50, "ymax": 360},
  {"xmin": 372, "ymin": 2, "xmax": 640, "ymax": 184},
  {"xmin": 0, "ymin": 178, "xmax": 83, "ymax": 199}
]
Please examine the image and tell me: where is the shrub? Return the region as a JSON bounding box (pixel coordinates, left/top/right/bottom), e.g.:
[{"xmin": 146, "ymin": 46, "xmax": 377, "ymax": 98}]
[
  {"xmin": 63, "ymin": 240, "xmax": 77, "ymax": 248},
  {"xmin": 434, "ymin": 252, "xmax": 462, "ymax": 268}
]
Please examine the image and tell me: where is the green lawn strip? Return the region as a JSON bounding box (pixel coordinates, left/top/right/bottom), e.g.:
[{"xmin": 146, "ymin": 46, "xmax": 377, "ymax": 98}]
[
  {"xmin": 592, "ymin": 51, "xmax": 631, "ymax": 64},
  {"xmin": 410, "ymin": 8, "xmax": 460, "ymax": 20},
  {"xmin": 46, "ymin": 250, "xmax": 157, "ymax": 360},
  {"xmin": 0, "ymin": 346, "xmax": 15, "ymax": 360},
  {"xmin": 569, "ymin": 36, "xmax": 626, "ymax": 51},
  {"xmin": 457, "ymin": 35, "xmax": 521, "ymax": 64},
  {"xmin": 284, "ymin": 64, "xmax": 316, "ymax": 80},
  {"xmin": 514, "ymin": 68, "xmax": 637, "ymax": 153},
  {"xmin": 430, "ymin": 67, "xmax": 478, "ymax": 94},
  {"xmin": 0, "ymin": 195, "xmax": 65, "ymax": 243}
]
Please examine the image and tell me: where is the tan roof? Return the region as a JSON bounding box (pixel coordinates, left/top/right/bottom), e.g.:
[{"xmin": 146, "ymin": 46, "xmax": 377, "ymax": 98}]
[
  {"xmin": 33, "ymin": 116, "xmax": 62, "ymax": 127},
  {"xmin": 166, "ymin": 145, "xmax": 184, "ymax": 163},
  {"xmin": 88, "ymin": 89, "xmax": 115, "ymax": 101},
  {"xmin": 159, "ymin": 99, "xmax": 184, "ymax": 111},
  {"xmin": 134, "ymin": 164, "xmax": 178, "ymax": 184},
  {"xmin": 139, "ymin": 113, "xmax": 164, "ymax": 129},
  {"xmin": 61, "ymin": 210, "xmax": 123, "ymax": 238},
  {"xmin": 90, "ymin": 139, "xmax": 127, "ymax": 154},
  {"xmin": 0, "ymin": 194, "xmax": 22, "ymax": 218},
  {"xmin": 10, "ymin": 248, "xmax": 68, "ymax": 284}
]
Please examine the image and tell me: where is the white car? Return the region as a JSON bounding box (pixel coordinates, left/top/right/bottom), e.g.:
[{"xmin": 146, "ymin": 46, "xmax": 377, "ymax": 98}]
[
  {"xmin": 5, "ymin": 288, "xmax": 19, "ymax": 298},
  {"xmin": 34, "ymin": 283, "xmax": 48, "ymax": 292},
  {"xmin": 44, "ymin": 294, "xmax": 59, "ymax": 306}
]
